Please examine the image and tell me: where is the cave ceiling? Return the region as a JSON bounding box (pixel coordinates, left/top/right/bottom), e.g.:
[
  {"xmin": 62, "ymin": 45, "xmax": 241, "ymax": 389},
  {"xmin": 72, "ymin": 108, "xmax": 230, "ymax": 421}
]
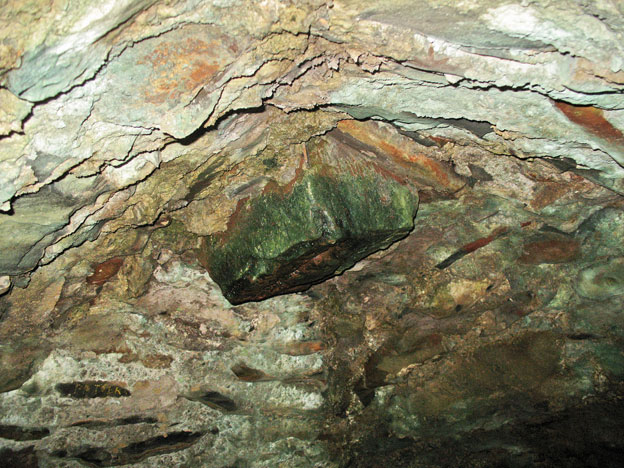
[{"xmin": 1, "ymin": 1, "xmax": 624, "ymax": 467}]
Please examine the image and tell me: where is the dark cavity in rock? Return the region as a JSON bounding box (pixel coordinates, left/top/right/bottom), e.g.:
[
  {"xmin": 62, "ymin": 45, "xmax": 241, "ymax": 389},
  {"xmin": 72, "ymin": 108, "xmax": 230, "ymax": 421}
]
[
  {"xmin": 55, "ymin": 431, "xmax": 203, "ymax": 467},
  {"xmin": 0, "ymin": 424, "xmax": 49, "ymax": 441},
  {"xmin": 0, "ymin": 447, "xmax": 38, "ymax": 468},
  {"xmin": 185, "ymin": 391, "xmax": 238, "ymax": 412}
]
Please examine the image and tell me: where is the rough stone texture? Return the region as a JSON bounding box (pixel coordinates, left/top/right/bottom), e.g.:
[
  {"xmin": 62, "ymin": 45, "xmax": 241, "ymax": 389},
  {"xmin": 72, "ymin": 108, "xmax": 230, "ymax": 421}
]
[
  {"xmin": 1, "ymin": 1, "xmax": 624, "ymax": 467},
  {"xmin": 202, "ymin": 129, "xmax": 419, "ymax": 304}
]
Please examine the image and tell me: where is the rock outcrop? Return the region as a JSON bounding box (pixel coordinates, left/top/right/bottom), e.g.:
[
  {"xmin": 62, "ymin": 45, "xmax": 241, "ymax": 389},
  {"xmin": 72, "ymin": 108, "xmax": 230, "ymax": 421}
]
[{"xmin": 201, "ymin": 129, "xmax": 419, "ymax": 304}]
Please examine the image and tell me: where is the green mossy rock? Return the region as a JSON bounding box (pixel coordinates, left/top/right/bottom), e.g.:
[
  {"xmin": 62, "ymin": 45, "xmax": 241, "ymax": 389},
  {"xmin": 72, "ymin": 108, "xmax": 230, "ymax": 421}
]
[{"xmin": 201, "ymin": 167, "xmax": 418, "ymax": 305}]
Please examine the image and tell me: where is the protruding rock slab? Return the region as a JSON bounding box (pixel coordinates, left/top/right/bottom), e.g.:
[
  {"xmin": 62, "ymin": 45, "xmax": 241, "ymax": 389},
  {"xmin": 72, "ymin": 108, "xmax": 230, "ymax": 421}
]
[{"xmin": 200, "ymin": 143, "xmax": 419, "ymax": 304}]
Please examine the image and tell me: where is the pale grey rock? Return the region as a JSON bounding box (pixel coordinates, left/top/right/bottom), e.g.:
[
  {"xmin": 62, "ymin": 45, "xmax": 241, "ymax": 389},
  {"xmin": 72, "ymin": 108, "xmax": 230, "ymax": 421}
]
[
  {"xmin": 0, "ymin": 175, "xmax": 103, "ymax": 275},
  {"xmin": 6, "ymin": 0, "xmax": 158, "ymax": 102},
  {"xmin": 0, "ymin": 276, "xmax": 10, "ymax": 295},
  {"xmin": 0, "ymin": 89, "xmax": 31, "ymax": 136},
  {"xmin": 94, "ymin": 23, "xmax": 241, "ymax": 138},
  {"xmin": 0, "ymin": 261, "xmax": 332, "ymax": 467},
  {"xmin": 481, "ymin": 3, "xmax": 624, "ymax": 71},
  {"xmin": 325, "ymin": 72, "xmax": 624, "ymax": 179},
  {"xmin": 0, "ymin": 134, "xmax": 31, "ymax": 212},
  {"xmin": 323, "ymin": 0, "xmax": 624, "ymax": 98}
]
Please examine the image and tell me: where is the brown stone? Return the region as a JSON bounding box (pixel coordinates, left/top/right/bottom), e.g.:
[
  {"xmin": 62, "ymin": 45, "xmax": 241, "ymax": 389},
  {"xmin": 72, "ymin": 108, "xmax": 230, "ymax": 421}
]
[
  {"xmin": 519, "ymin": 235, "xmax": 580, "ymax": 264},
  {"xmin": 86, "ymin": 257, "xmax": 124, "ymax": 285}
]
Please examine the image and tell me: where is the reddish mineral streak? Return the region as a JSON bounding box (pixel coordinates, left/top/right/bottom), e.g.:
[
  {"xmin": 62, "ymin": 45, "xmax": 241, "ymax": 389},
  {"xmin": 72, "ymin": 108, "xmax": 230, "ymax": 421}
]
[
  {"xmin": 377, "ymin": 139, "xmax": 449, "ymax": 186},
  {"xmin": 86, "ymin": 257, "xmax": 125, "ymax": 285},
  {"xmin": 436, "ymin": 222, "xmax": 532, "ymax": 270},
  {"xmin": 225, "ymin": 196, "xmax": 250, "ymax": 234},
  {"xmin": 282, "ymin": 149, "xmax": 307, "ymax": 194},
  {"xmin": 281, "ymin": 341, "xmax": 325, "ymax": 356},
  {"xmin": 555, "ymin": 101, "xmax": 624, "ymax": 145},
  {"xmin": 255, "ymin": 148, "xmax": 309, "ymax": 201},
  {"xmin": 462, "ymin": 226, "xmax": 509, "ymax": 254},
  {"xmin": 366, "ymin": 159, "xmax": 405, "ymax": 185},
  {"xmin": 336, "ymin": 120, "xmax": 461, "ymax": 191},
  {"xmin": 137, "ymin": 35, "xmax": 225, "ymax": 104}
]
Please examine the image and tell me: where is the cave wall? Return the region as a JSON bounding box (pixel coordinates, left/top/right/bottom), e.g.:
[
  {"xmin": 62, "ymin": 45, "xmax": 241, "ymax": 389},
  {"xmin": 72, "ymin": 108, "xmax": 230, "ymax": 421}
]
[{"xmin": 1, "ymin": 1, "xmax": 624, "ymax": 467}]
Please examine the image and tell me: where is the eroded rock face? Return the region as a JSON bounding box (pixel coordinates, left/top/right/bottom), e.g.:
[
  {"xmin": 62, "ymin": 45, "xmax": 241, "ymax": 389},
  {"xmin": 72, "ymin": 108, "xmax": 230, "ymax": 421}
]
[{"xmin": 1, "ymin": 1, "xmax": 624, "ymax": 467}]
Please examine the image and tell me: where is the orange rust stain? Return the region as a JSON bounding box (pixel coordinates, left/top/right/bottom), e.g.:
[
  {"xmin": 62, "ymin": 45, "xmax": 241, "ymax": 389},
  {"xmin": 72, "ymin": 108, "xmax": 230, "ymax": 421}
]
[
  {"xmin": 336, "ymin": 119, "xmax": 359, "ymax": 132},
  {"xmin": 281, "ymin": 341, "xmax": 325, "ymax": 356},
  {"xmin": 138, "ymin": 37, "xmax": 224, "ymax": 104},
  {"xmin": 261, "ymin": 179, "xmax": 281, "ymax": 195},
  {"xmin": 371, "ymin": 161, "xmax": 407, "ymax": 185},
  {"xmin": 412, "ymin": 153, "xmax": 451, "ymax": 187},
  {"xmin": 337, "ymin": 120, "xmax": 456, "ymax": 189},
  {"xmin": 225, "ymin": 196, "xmax": 250, "ymax": 233},
  {"xmin": 189, "ymin": 62, "xmax": 220, "ymax": 84},
  {"xmin": 283, "ymin": 151, "xmax": 307, "ymax": 194},
  {"xmin": 86, "ymin": 257, "xmax": 124, "ymax": 285},
  {"xmin": 555, "ymin": 101, "xmax": 624, "ymax": 145}
]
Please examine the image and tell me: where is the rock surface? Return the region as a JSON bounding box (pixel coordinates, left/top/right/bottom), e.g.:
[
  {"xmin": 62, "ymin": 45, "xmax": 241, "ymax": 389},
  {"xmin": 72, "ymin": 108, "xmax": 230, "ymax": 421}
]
[
  {"xmin": 1, "ymin": 1, "xmax": 624, "ymax": 467},
  {"xmin": 201, "ymin": 131, "xmax": 419, "ymax": 304}
]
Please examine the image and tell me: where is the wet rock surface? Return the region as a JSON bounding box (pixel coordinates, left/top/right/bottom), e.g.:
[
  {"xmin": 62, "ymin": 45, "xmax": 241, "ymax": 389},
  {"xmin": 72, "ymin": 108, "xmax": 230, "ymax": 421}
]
[{"xmin": 1, "ymin": 1, "xmax": 624, "ymax": 467}]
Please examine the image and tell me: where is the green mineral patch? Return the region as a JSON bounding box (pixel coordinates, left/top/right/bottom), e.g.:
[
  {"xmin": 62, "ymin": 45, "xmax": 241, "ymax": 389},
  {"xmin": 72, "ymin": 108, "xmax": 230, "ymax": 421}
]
[{"xmin": 201, "ymin": 165, "xmax": 418, "ymax": 304}]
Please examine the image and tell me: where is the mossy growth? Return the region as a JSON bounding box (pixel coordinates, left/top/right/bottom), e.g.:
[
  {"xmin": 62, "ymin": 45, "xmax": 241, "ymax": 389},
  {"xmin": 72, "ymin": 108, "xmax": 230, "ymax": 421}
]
[{"xmin": 201, "ymin": 167, "xmax": 418, "ymax": 304}]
